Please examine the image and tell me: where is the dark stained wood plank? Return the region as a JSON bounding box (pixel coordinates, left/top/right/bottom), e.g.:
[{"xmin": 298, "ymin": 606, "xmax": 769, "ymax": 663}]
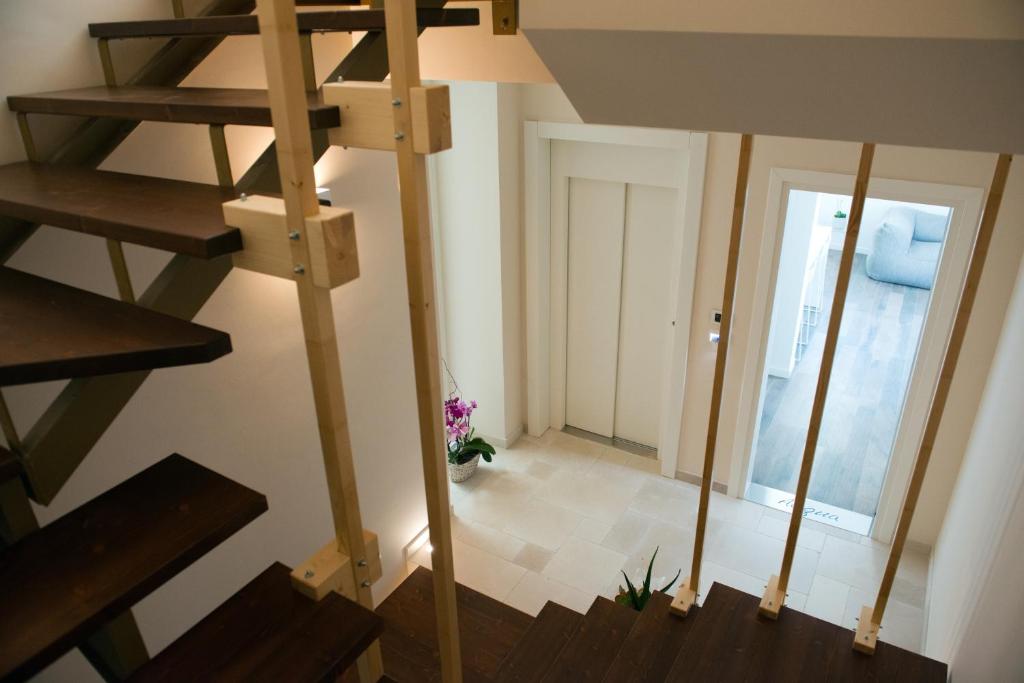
[
  {"xmin": 541, "ymin": 597, "xmax": 637, "ymax": 682},
  {"xmin": 8, "ymin": 86, "xmax": 340, "ymax": 129},
  {"xmin": 0, "ymin": 454, "xmax": 267, "ymax": 682},
  {"xmin": 602, "ymin": 592, "xmax": 699, "ymax": 683},
  {"xmin": 89, "ymin": 8, "xmax": 479, "ymax": 39},
  {"xmin": 0, "ymin": 267, "xmax": 232, "ymax": 386},
  {"xmin": 377, "ymin": 566, "xmax": 533, "ymax": 682},
  {"xmin": 663, "ymin": 583, "xmax": 946, "ymax": 682},
  {"xmin": 497, "ymin": 601, "xmax": 583, "ymax": 683},
  {"xmin": 0, "ymin": 162, "xmax": 241, "ymax": 258},
  {"xmin": 0, "ymin": 446, "xmax": 20, "ymax": 485},
  {"xmin": 130, "ymin": 562, "xmax": 382, "ymax": 683}
]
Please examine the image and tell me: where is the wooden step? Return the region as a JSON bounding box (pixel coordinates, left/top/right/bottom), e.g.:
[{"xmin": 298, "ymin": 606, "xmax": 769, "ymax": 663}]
[
  {"xmin": 601, "ymin": 592, "xmax": 699, "ymax": 682},
  {"xmin": 89, "ymin": 8, "xmax": 479, "ymax": 39},
  {"xmin": 0, "ymin": 446, "xmax": 20, "ymax": 485},
  {"xmin": 8, "ymin": 86, "xmax": 340, "ymax": 128},
  {"xmin": 496, "ymin": 601, "xmax": 583, "ymax": 682},
  {"xmin": 0, "ymin": 266, "xmax": 231, "ymax": 386},
  {"xmin": 541, "ymin": 597, "xmax": 638, "ymax": 682},
  {"xmin": 377, "ymin": 566, "xmax": 533, "ymax": 682},
  {"xmin": 0, "ymin": 163, "xmax": 241, "ymax": 258},
  {"xmin": 130, "ymin": 562, "xmax": 382, "ymax": 682},
  {"xmin": 663, "ymin": 582, "xmax": 947, "ymax": 681},
  {"xmin": 0, "ymin": 454, "xmax": 267, "ymax": 682}
]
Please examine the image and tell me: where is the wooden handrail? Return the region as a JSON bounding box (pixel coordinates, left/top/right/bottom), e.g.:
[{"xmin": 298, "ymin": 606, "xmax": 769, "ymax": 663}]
[
  {"xmin": 383, "ymin": 0, "xmax": 463, "ymax": 680},
  {"xmin": 671, "ymin": 133, "xmax": 753, "ymax": 617},
  {"xmin": 254, "ymin": 0, "xmax": 383, "ymax": 679},
  {"xmin": 760, "ymin": 143, "xmax": 875, "ymax": 619},
  {"xmin": 853, "ymin": 153, "xmax": 1013, "ymax": 653}
]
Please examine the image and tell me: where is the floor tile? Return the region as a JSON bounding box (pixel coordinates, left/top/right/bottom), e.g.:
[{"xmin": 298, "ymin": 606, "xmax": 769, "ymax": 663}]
[
  {"xmin": 453, "ymin": 518, "xmax": 526, "ymax": 562},
  {"xmin": 804, "ymin": 574, "xmax": 851, "ymax": 624},
  {"xmin": 513, "ymin": 543, "xmax": 554, "ymax": 573},
  {"xmin": 601, "ymin": 509, "xmax": 655, "ymax": 556},
  {"xmin": 535, "ymin": 469, "xmax": 636, "ymax": 525},
  {"xmin": 543, "ymin": 536, "xmax": 627, "ymax": 594},
  {"xmin": 505, "ymin": 570, "xmax": 594, "ymax": 616},
  {"xmin": 757, "ymin": 513, "xmax": 827, "ymax": 552},
  {"xmin": 451, "ymin": 538, "xmax": 527, "ymax": 603},
  {"xmin": 503, "ymin": 496, "xmax": 582, "ymax": 551},
  {"xmin": 574, "ymin": 517, "xmax": 613, "ymax": 543},
  {"xmin": 706, "ymin": 524, "xmax": 819, "ymax": 594}
]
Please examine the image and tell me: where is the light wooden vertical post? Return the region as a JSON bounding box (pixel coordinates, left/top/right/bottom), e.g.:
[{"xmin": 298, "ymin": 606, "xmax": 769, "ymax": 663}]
[
  {"xmin": 254, "ymin": 0, "xmax": 382, "ymax": 679},
  {"xmin": 760, "ymin": 143, "xmax": 875, "ymax": 619},
  {"xmin": 671, "ymin": 133, "xmax": 753, "ymax": 617},
  {"xmin": 853, "ymin": 153, "xmax": 1013, "ymax": 654},
  {"xmin": 383, "ymin": 0, "xmax": 462, "ymax": 681}
]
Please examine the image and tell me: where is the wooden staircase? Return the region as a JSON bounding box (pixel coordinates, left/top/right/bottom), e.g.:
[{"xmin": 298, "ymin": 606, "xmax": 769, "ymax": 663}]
[
  {"xmin": 379, "ymin": 568, "xmax": 949, "ymax": 682},
  {"xmin": 0, "ymin": 1, "xmax": 478, "ymax": 680}
]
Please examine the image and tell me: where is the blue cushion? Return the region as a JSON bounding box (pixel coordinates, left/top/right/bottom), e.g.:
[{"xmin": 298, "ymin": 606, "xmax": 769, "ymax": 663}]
[
  {"xmin": 865, "ymin": 209, "xmax": 942, "ymax": 290},
  {"xmin": 914, "ymin": 212, "xmax": 947, "ymax": 243}
]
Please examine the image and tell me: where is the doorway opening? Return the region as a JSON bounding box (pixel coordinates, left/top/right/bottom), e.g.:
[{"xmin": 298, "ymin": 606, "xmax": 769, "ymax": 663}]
[{"xmin": 745, "ymin": 189, "xmax": 952, "ymax": 535}]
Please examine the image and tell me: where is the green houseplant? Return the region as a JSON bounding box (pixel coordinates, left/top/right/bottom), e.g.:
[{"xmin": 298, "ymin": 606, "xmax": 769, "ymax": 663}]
[{"xmin": 615, "ymin": 547, "xmax": 682, "ymax": 612}]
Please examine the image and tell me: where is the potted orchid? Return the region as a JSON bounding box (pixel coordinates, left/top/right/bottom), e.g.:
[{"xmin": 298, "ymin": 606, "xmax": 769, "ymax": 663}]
[{"xmin": 444, "ymin": 394, "xmax": 495, "ymax": 483}]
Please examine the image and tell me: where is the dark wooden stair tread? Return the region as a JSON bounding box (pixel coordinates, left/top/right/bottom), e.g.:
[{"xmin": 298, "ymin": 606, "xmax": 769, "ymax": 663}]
[
  {"xmin": 0, "ymin": 162, "xmax": 241, "ymax": 258},
  {"xmin": 0, "ymin": 446, "xmax": 20, "ymax": 485},
  {"xmin": 89, "ymin": 8, "xmax": 479, "ymax": 39},
  {"xmin": 664, "ymin": 582, "xmax": 947, "ymax": 681},
  {"xmin": 496, "ymin": 601, "xmax": 583, "ymax": 682},
  {"xmin": 130, "ymin": 562, "xmax": 383, "ymax": 682},
  {"xmin": 0, "ymin": 266, "xmax": 232, "ymax": 386},
  {"xmin": 8, "ymin": 86, "xmax": 340, "ymax": 128},
  {"xmin": 378, "ymin": 566, "xmax": 533, "ymax": 682},
  {"xmin": 0, "ymin": 454, "xmax": 267, "ymax": 682},
  {"xmin": 601, "ymin": 591, "xmax": 699, "ymax": 682},
  {"xmin": 541, "ymin": 596, "xmax": 638, "ymax": 682}
]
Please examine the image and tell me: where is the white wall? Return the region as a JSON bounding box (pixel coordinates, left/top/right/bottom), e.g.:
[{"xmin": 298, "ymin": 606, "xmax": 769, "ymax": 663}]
[
  {"xmin": 926, "ymin": 259, "xmax": 1024, "ymax": 678},
  {"xmin": 765, "ymin": 189, "xmax": 818, "ymax": 377},
  {"xmin": 432, "ymin": 81, "xmax": 520, "ymax": 445},
  {"xmin": 0, "ymin": 4, "xmax": 440, "ymax": 680}
]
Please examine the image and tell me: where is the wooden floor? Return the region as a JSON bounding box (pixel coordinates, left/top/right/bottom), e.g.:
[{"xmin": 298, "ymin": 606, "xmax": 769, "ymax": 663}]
[
  {"xmin": 752, "ymin": 252, "xmax": 930, "ymax": 516},
  {"xmin": 379, "ymin": 569, "xmax": 947, "ymax": 682}
]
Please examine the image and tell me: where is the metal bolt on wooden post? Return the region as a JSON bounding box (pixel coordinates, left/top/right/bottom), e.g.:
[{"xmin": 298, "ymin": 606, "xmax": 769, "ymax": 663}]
[
  {"xmin": 853, "ymin": 153, "xmax": 1013, "ymax": 654},
  {"xmin": 671, "ymin": 133, "xmax": 753, "ymax": 617},
  {"xmin": 760, "ymin": 143, "xmax": 876, "ymax": 620}
]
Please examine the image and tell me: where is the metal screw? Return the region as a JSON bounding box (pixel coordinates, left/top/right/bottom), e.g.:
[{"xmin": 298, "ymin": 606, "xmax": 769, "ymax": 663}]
[
  {"xmin": 394, "ymin": 131, "xmax": 405, "ymax": 141},
  {"xmin": 361, "ymin": 580, "xmax": 371, "ymax": 588},
  {"xmin": 240, "ymin": 193, "xmax": 248, "ymax": 202},
  {"xmin": 392, "ymin": 98, "xmax": 402, "ymax": 107},
  {"xmin": 304, "ymin": 569, "xmax": 314, "ymax": 579},
  {"xmin": 357, "ymin": 559, "xmax": 368, "ymax": 567},
  {"xmin": 293, "ymin": 264, "xmax": 306, "ymax": 275},
  {"xmin": 288, "ymin": 231, "xmax": 300, "ymax": 241},
  {"xmin": 337, "ymin": 75, "xmax": 344, "ymax": 83}
]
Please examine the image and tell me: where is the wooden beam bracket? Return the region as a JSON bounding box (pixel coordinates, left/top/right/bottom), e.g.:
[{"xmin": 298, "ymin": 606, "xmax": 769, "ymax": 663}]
[
  {"xmin": 853, "ymin": 605, "xmax": 880, "ymax": 654},
  {"xmin": 758, "ymin": 574, "xmax": 785, "ymax": 620},
  {"xmin": 323, "ymin": 82, "xmax": 452, "ymax": 155},
  {"xmin": 446, "ymin": 0, "xmax": 517, "ymax": 34},
  {"xmin": 223, "ymin": 194, "xmax": 359, "ymax": 288},
  {"xmin": 669, "ymin": 576, "xmax": 697, "ymax": 616},
  {"xmin": 290, "ymin": 529, "xmax": 381, "ymax": 601}
]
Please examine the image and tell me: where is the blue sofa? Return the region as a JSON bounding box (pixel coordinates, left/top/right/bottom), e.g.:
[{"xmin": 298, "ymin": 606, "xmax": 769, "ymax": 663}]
[{"xmin": 865, "ymin": 207, "xmax": 947, "ymax": 290}]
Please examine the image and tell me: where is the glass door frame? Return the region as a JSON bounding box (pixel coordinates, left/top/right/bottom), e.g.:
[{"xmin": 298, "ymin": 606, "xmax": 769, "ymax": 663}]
[{"xmin": 727, "ymin": 168, "xmax": 984, "ymax": 542}]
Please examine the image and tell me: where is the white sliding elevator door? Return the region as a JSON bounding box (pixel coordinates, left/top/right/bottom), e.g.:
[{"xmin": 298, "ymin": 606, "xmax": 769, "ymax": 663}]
[{"xmin": 561, "ymin": 140, "xmax": 678, "ymax": 449}]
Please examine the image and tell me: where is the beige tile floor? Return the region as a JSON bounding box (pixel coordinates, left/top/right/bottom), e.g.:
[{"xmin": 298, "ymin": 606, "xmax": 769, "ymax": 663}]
[{"xmin": 411, "ymin": 430, "xmax": 931, "ymax": 654}]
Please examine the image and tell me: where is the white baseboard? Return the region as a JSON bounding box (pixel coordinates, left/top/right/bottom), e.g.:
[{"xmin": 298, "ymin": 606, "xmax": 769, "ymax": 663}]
[
  {"xmin": 480, "ymin": 424, "xmax": 524, "ymax": 449},
  {"xmin": 674, "ymin": 469, "xmax": 729, "ymax": 495}
]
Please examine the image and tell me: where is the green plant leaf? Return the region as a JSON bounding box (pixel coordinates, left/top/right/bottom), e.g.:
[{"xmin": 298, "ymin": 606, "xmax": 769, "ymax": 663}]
[
  {"xmin": 643, "ymin": 547, "xmax": 659, "ymax": 596},
  {"xmin": 480, "ymin": 452, "xmax": 492, "ymax": 462},
  {"xmin": 660, "ymin": 568, "xmax": 682, "ymax": 594},
  {"xmin": 620, "ymin": 570, "xmax": 642, "ymax": 610}
]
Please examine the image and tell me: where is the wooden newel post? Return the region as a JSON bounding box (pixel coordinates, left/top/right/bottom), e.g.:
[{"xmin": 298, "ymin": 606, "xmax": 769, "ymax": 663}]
[
  {"xmin": 671, "ymin": 133, "xmax": 753, "ymax": 617},
  {"xmin": 853, "ymin": 153, "xmax": 1013, "ymax": 654},
  {"xmin": 760, "ymin": 143, "xmax": 876, "ymax": 619},
  {"xmin": 254, "ymin": 0, "xmax": 382, "ymax": 679},
  {"xmin": 383, "ymin": 0, "xmax": 463, "ymax": 681}
]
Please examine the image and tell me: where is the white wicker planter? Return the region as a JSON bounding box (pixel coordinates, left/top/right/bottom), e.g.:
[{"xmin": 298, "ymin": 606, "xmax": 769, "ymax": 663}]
[{"xmin": 448, "ymin": 454, "xmax": 480, "ymax": 483}]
